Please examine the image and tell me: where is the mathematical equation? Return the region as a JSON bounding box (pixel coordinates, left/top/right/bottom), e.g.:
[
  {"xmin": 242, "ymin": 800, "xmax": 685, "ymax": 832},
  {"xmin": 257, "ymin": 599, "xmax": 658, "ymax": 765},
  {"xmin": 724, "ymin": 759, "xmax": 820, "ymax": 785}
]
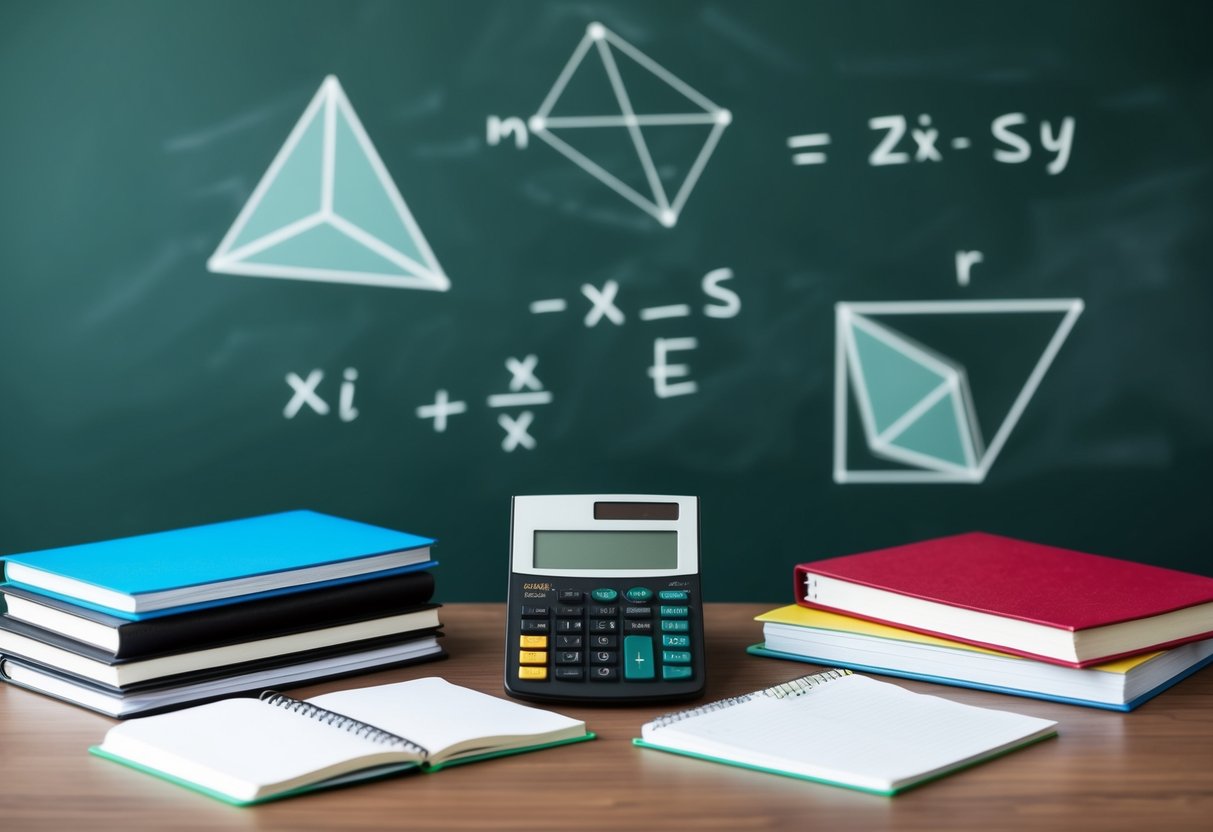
[
  {"xmin": 279, "ymin": 268, "xmax": 740, "ymax": 453},
  {"xmin": 788, "ymin": 112, "xmax": 1076, "ymax": 174}
]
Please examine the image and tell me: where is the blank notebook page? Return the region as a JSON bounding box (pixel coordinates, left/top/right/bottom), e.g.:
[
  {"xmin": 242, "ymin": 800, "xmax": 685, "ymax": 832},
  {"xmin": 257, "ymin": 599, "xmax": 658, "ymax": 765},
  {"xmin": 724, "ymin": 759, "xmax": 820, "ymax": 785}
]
[{"xmin": 650, "ymin": 674, "xmax": 1055, "ymax": 787}]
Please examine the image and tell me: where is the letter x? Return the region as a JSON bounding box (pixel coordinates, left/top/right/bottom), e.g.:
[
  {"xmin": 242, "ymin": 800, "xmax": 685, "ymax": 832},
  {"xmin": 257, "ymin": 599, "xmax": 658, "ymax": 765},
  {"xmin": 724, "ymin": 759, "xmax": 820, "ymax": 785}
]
[
  {"xmin": 581, "ymin": 280, "xmax": 625, "ymax": 327},
  {"xmin": 506, "ymin": 354, "xmax": 542, "ymax": 391},
  {"xmin": 284, "ymin": 370, "xmax": 329, "ymax": 418},
  {"xmin": 499, "ymin": 411, "xmax": 536, "ymax": 452}
]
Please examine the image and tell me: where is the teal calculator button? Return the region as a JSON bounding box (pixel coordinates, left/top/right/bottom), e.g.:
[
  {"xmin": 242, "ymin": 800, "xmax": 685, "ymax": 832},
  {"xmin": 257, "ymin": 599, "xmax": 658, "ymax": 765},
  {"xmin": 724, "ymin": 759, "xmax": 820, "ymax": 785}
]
[
  {"xmin": 624, "ymin": 587, "xmax": 653, "ymax": 603},
  {"xmin": 590, "ymin": 588, "xmax": 618, "ymax": 603},
  {"xmin": 661, "ymin": 620, "xmax": 689, "ymax": 632},
  {"xmin": 659, "ymin": 605, "xmax": 689, "ymax": 617},
  {"xmin": 662, "ymin": 650, "xmax": 692, "ymax": 664},
  {"xmin": 662, "ymin": 634, "xmax": 690, "ymax": 648},
  {"xmin": 623, "ymin": 635, "xmax": 655, "ymax": 680},
  {"xmin": 658, "ymin": 590, "xmax": 688, "ymax": 601},
  {"xmin": 662, "ymin": 665, "xmax": 694, "ymax": 681}
]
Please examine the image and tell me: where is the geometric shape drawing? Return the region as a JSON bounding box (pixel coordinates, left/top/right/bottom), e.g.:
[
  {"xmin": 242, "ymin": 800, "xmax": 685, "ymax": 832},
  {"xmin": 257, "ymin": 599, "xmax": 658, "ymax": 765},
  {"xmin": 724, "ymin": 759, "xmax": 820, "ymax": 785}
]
[
  {"xmin": 834, "ymin": 299, "xmax": 1084, "ymax": 484},
  {"xmin": 528, "ymin": 22, "xmax": 731, "ymax": 228},
  {"xmin": 208, "ymin": 76, "xmax": 449, "ymax": 291}
]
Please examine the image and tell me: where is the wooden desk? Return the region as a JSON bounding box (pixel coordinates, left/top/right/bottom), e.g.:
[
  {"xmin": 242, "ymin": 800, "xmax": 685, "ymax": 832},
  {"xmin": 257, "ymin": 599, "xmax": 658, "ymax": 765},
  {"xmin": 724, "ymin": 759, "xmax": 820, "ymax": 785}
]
[{"xmin": 1, "ymin": 604, "xmax": 1210, "ymax": 831}]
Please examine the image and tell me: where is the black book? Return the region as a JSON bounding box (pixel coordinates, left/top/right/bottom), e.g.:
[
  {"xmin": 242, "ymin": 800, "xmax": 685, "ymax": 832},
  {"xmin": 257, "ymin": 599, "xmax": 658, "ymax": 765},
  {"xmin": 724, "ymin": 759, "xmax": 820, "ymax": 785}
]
[{"xmin": 0, "ymin": 569, "xmax": 435, "ymax": 658}]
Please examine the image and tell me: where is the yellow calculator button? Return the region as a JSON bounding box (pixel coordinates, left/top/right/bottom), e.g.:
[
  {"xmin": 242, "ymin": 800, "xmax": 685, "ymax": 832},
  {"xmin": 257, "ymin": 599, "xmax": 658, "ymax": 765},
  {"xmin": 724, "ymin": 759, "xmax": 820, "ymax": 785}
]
[
  {"xmin": 520, "ymin": 635, "xmax": 548, "ymax": 649},
  {"xmin": 518, "ymin": 650, "xmax": 548, "ymax": 665},
  {"xmin": 518, "ymin": 666, "xmax": 548, "ymax": 680}
]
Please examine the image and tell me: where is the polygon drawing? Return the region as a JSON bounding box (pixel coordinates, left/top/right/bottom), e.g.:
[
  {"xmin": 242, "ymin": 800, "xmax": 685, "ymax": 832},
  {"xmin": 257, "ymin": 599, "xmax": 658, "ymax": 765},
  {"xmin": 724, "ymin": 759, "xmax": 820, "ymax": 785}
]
[
  {"xmin": 835, "ymin": 299, "xmax": 1085, "ymax": 484},
  {"xmin": 208, "ymin": 76, "xmax": 449, "ymax": 291},
  {"xmin": 529, "ymin": 22, "xmax": 731, "ymax": 228}
]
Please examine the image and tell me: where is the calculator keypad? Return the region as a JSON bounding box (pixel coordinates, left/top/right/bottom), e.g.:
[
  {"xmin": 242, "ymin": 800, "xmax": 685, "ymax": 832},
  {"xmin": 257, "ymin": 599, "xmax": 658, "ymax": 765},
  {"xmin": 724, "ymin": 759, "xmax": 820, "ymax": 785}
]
[{"xmin": 510, "ymin": 582, "xmax": 700, "ymax": 699}]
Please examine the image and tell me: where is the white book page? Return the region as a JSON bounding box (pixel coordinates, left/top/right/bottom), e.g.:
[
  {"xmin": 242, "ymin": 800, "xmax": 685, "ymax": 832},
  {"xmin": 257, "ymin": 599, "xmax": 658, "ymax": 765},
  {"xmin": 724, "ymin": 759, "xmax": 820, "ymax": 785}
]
[
  {"xmin": 647, "ymin": 675, "xmax": 1055, "ymax": 789},
  {"xmin": 100, "ymin": 698, "xmax": 406, "ymax": 801},
  {"xmin": 308, "ymin": 677, "xmax": 586, "ymax": 763}
]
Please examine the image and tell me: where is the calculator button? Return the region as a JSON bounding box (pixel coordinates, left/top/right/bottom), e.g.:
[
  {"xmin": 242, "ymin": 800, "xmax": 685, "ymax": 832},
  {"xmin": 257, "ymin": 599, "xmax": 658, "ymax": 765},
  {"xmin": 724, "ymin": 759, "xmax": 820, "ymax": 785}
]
[
  {"xmin": 590, "ymin": 588, "xmax": 619, "ymax": 603},
  {"xmin": 658, "ymin": 590, "xmax": 689, "ymax": 601},
  {"xmin": 589, "ymin": 650, "xmax": 617, "ymax": 665},
  {"xmin": 662, "ymin": 666, "xmax": 693, "ymax": 681},
  {"xmin": 623, "ymin": 635, "xmax": 655, "ymax": 681},
  {"xmin": 521, "ymin": 620, "xmax": 550, "ymax": 634},
  {"xmin": 555, "ymin": 651, "xmax": 582, "ymax": 665},
  {"xmin": 661, "ymin": 634, "xmax": 690, "ymax": 648},
  {"xmin": 659, "ymin": 605, "xmax": 689, "ymax": 618},
  {"xmin": 518, "ymin": 650, "xmax": 547, "ymax": 665},
  {"xmin": 624, "ymin": 587, "xmax": 653, "ymax": 603},
  {"xmin": 556, "ymin": 635, "xmax": 583, "ymax": 649},
  {"xmin": 661, "ymin": 620, "xmax": 689, "ymax": 633},
  {"xmin": 589, "ymin": 635, "xmax": 618, "ymax": 649},
  {"xmin": 555, "ymin": 606, "xmax": 584, "ymax": 617},
  {"xmin": 589, "ymin": 666, "xmax": 619, "ymax": 681},
  {"xmin": 662, "ymin": 650, "xmax": 692, "ymax": 664},
  {"xmin": 624, "ymin": 606, "xmax": 652, "ymax": 618},
  {"xmin": 521, "ymin": 606, "xmax": 549, "ymax": 618},
  {"xmin": 518, "ymin": 666, "xmax": 548, "ymax": 681},
  {"xmin": 589, "ymin": 619, "xmax": 618, "ymax": 632},
  {"xmin": 555, "ymin": 619, "xmax": 584, "ymax": 633},
  {"xmin": 624, "ymin": 620, "xmax": 653, "ymax": 634},
  {"xmin": 590, "ymin": 606, "xmax": 619, "ymax": 617},
  {"xmin": 555, "ymin": 667, "xmax": 584, "ymax": 681},
  {"xmin": 558, "ymin": 590, "xmax": 584, "ymax": 603},
  {"xmin": 519, "ymin": 635, "xmax": 548, "ymax": 649}
]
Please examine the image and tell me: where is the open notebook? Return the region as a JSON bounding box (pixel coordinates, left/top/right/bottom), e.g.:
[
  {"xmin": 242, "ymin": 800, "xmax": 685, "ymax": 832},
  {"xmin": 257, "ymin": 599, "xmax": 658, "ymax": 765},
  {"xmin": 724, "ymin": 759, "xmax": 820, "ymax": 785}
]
[
  {"xmin": 635, "ymin": 670, "xmax": 1056, "ymax": 795},
  {"xmin": 91, "ymin": 677, "xmax": 593, "ymax": 805}
]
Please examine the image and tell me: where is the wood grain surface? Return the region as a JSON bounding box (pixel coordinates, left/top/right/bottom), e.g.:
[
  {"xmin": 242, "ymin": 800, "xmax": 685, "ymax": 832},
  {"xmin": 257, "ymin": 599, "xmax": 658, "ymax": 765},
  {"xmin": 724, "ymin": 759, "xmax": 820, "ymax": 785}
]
[{"xmin": 1, "ymin": 604, "xmax": 1210, "ymax": 831}]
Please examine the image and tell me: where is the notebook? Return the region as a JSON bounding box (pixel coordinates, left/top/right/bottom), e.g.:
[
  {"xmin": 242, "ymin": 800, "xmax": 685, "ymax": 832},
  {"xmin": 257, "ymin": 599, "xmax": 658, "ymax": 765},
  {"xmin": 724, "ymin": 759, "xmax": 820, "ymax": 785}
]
[
  {"xmin": 0, "ymin": 510, "xmax": 435, "ymax": 618},
  {"xmin": 91, "ymin": 677, "xmax": 594, "ymax": 804},
  {"xmin": 750, "ymin": 605, "xmax": 1213, "ymax": 711},
  {"xmin": 795, "ymin": 532, "xmax": 1213, "ymax": 666},
  {"xmin": 0, "ymin": 568, "xmax": 436, "ymax": 657},
  {"xmin": 634, "ymin": 670, "xmax": 1057, "ymax": 795}
]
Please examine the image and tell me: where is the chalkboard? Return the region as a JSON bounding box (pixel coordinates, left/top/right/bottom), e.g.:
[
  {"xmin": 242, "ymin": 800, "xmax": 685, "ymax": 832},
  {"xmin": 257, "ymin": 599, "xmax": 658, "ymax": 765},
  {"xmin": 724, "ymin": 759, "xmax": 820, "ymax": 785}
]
[{"xmin": 2, "ymin": 0, "xmax": 1211, "ymax": 601}]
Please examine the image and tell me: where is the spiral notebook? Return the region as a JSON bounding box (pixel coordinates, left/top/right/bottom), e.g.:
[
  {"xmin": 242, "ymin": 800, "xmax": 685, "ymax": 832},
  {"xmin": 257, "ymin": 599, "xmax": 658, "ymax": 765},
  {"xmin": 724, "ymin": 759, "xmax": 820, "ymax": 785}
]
[
  {"xmin": 90, "ymin": 677, "xmax": 594, "ymax": 805},
  {"xmin": 634, "ymin": 670, "xmax": 1057, "ymax": 795}
]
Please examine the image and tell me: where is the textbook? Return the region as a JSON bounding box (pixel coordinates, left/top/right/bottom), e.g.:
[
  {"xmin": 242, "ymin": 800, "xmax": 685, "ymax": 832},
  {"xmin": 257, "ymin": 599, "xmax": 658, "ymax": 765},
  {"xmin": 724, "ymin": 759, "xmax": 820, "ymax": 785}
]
[
  {"xmin": 0, "ymin": 569, "xmax": 436, "ymax": 657},
  {"xmin": 1, "ymin": 634, "xmax": 445, "ymax": 718},
  {"xmin": 634, "ymin": 670, "xmax": 1056, "ymax": 796},
  {"xmin": 750, "ymin": 605, "xmax": 1213, "ymax": 711},
  {"xmin": 0, "ymin": 510, "xmax": 435, "ymax": 618},
  {"xmin": 91, "ymin": 677, "xmax": 594, "ymax": 804},
  {"xmin": 0, "ymin": 606, "xmax": 441, "ymax": 688},
  {"xmin": 795, "ymin": 532, "xmax": 1213, "ymax": 667}
]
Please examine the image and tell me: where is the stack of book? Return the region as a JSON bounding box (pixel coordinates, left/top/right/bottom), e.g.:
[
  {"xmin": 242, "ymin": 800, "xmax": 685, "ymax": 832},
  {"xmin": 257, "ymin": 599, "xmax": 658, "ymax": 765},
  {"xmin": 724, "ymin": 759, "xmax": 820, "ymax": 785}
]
[
  {"xmin": 750, "ymin": 532, "xmax": 1213, "ymax": 711},
  {"xmin": 0, "ymin": 510, "xmax": 445, "ymax": 718}
]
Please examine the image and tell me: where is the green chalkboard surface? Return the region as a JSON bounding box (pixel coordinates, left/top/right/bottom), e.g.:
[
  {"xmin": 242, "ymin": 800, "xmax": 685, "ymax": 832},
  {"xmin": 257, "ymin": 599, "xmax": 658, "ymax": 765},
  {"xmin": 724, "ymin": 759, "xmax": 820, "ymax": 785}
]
[{"xmin": 2, "ymin": 1, "xmax": 1211, "ymax": 600}]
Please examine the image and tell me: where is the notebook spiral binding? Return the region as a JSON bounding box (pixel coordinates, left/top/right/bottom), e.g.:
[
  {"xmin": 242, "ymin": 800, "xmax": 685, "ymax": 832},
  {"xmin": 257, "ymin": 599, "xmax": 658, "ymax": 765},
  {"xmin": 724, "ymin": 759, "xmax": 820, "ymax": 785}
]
[
  {"xmin": 260, "ymin": 691, "xmax": 429, "ymax": 758},
  {"xmin": 648, "ymin": 669, "xmax": 851, "ymax": 729}
]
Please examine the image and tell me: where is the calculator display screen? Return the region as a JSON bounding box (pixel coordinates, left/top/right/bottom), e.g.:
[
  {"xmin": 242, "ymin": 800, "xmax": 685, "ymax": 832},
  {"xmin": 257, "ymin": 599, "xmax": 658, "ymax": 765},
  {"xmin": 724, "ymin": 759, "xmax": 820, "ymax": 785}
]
[{"xmin": 533, "ymin": 531, "xmax": 678, "ymax": 570}]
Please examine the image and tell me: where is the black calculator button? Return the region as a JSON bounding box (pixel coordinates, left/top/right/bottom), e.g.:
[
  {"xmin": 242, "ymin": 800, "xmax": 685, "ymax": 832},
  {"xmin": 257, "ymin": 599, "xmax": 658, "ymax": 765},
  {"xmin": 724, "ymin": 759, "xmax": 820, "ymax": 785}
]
[
  {"xmin": 589, "ymin": 666, "xmax": 619, "ymax": 681},
  {"xmin": 556, "ymin": 635, "xmax": 583, "ymax": 649},
  {"xmin": 521, "ymin": 620, "xmax": 550, "ymax": 633},
  {"xmin": 555, "ymin": 651, "xmax": 582, "ymax": 665},
  {"xmin": 555, "ymin": 667, "xmax": 584, "ymax": 681},
  {"xmin": 589, "ymin": 619, "xmax": 618, "ymax": 632},
  {"xmin": 555, "ymin": 606, "xmax": 583, "ymax": 617},
  {"xmin": 589, "ymin": 651, "xmax": 617, "ymax": 665},
  {"xmin": 589, "ymin": 635, "xmax": 617, "ymax": 649},
  {"xmin": 558, "ymin": 591, "xmax": 584, "ymax": 603},
  {"xmin": 521, "ymin": 606, "xmax": 549, "ymax": 618},
  {"xmin": 555, "ymin": 619, "xmax": 583, "ymax": 633},
  {"xmin": 624, "ymin": 606, "xmax": 652, "ymax": 618},
  {"xmin": 589, "ymin": 606, "xmax": 618, "ymax": 617},
  {"xmin": 624, "ymin": 620, "xmax": 653, "ymax": 634}
]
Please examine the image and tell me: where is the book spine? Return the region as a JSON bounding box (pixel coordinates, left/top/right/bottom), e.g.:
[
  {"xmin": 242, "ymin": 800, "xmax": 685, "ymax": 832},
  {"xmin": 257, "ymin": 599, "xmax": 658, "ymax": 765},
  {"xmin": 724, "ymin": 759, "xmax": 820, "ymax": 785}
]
[{"xmin": 259, "ymin": 691, "xmax": 430, "ymax": 757}]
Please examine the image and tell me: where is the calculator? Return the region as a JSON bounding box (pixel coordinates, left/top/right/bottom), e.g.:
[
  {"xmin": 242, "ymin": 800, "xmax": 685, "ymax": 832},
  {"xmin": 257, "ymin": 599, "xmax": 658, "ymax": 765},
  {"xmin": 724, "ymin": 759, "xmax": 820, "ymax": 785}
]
[{"xmin": 504, "ymin": 494, "xmax": 706, "ymax": 704}]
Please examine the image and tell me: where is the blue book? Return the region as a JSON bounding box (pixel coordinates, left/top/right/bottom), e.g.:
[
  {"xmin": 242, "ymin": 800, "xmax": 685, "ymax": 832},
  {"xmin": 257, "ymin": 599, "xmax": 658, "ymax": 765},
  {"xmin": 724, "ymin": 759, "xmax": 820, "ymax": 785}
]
[{"xmin": 1, "ymin": 511, "xmax": 435, "ymax": 620}]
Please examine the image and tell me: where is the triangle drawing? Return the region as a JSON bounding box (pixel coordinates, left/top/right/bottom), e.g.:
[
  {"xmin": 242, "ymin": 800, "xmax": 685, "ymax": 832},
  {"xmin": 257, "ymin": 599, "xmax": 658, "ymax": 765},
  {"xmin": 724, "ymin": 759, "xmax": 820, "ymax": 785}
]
[{"xmin": 208, "ymin": 76, "xmax": 450, "ymax": 291}]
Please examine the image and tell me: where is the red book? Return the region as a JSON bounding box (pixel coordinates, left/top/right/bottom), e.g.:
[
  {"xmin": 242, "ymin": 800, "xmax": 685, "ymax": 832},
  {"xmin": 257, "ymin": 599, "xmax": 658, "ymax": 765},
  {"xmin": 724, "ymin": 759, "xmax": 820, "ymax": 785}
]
[{"xmin": 794, "ymin": 532, "xmax": 1213, "ymax": 667}]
